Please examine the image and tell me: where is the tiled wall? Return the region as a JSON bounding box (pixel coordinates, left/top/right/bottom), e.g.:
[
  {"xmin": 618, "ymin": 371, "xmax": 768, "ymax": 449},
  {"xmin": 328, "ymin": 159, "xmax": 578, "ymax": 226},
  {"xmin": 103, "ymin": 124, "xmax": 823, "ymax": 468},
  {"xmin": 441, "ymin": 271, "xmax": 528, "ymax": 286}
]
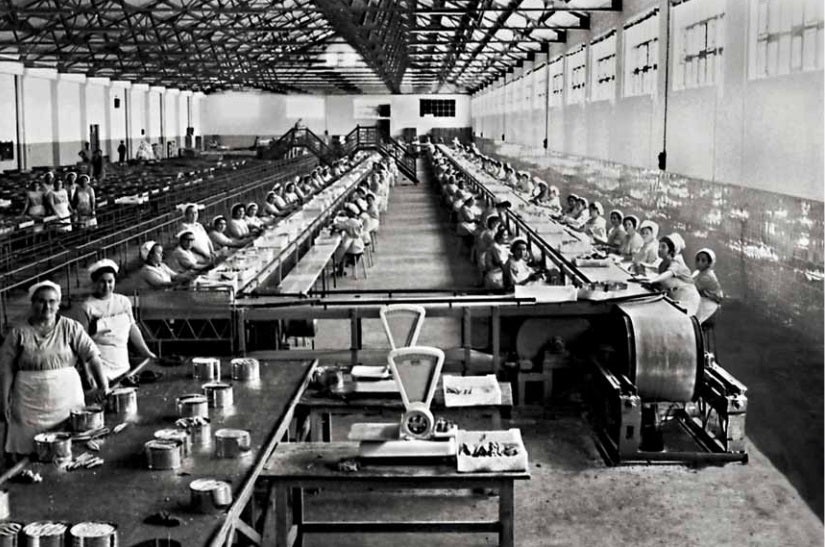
[{"xmin": 477, "ymin": 139, "xmax": 824, "ymax": 342}]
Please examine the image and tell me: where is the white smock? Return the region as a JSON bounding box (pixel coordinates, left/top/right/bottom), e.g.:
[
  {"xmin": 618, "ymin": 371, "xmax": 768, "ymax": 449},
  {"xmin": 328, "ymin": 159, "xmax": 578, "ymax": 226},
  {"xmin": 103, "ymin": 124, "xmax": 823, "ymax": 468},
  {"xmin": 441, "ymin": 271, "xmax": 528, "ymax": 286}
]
[{"xmin": 80, "ymin": 293, "xmax": 135, "ymax": 380}]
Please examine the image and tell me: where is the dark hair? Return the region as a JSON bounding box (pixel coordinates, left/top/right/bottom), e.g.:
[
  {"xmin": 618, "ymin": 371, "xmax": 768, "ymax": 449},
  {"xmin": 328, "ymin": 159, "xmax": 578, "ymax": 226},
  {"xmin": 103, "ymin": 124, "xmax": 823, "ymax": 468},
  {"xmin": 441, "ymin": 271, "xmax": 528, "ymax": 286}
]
[
  {"xmin": 91, "ymin": 267, "xmax": 117, "ymax": 282},
  {"xmin": 231, "ymin": 203, "xmax": 245, "ymax": 216},
  {"xmin": 660, "ymin": 237, "xmax": 676, "ymax": 256},
  {"xmin": 486, "ymin": 215, "xmax": 500, "ymax": 229},
  {"xmin": 623, "ymin": 216, "xmax": 638, "ymax": 229}
]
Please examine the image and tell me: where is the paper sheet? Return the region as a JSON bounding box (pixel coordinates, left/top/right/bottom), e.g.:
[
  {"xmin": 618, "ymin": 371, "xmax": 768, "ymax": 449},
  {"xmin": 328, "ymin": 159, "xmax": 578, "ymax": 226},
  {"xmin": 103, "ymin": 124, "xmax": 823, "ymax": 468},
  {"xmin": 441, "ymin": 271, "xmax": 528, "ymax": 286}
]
[
  {"xmin": 456, "ymin": 429, "xmax": 528, "ymax": 473},
  {"xmin": 442, "ymin": 375, "xmax": 502, "ymax": 407}
]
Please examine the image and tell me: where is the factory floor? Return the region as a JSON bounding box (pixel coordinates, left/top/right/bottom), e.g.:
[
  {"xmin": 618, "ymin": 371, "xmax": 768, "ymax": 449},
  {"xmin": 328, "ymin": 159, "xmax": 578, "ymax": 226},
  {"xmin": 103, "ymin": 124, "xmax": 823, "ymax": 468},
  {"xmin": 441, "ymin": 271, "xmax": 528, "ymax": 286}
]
[{"xmin": 307, "ymin": 158, "xmax": 823, "ymax": 543}]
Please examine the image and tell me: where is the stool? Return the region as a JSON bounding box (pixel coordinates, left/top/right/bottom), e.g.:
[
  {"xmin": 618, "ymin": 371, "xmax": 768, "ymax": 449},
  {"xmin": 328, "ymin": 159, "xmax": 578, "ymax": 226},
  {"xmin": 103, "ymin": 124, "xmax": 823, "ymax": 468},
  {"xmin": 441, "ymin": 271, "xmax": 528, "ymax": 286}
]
[
  {"xmin": 516, "ymin": 370, "xmax": 553, "ymax": 406},
  {"xmin": 348, "ymin": 252, "xmax": 368, "ymax": 279}
]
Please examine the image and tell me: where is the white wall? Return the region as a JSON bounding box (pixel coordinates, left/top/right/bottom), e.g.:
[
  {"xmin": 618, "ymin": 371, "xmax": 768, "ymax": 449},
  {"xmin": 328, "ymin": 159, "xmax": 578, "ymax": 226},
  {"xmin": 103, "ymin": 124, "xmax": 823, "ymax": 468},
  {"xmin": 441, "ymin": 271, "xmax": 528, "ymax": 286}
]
[
  {"xmin": 85, "ymin": 80, "xmax": 108, "ymax": 149},
  {"xmin": 201, "ymin": 92, "xmax": 472, "ymax": 140},
  {"xmin": 21, "ymin": 71, "xmax": 55, "ymax": 167},
  {"xmin": 0, "ymin": 72, "xmax": 18, "ymax": 171}
]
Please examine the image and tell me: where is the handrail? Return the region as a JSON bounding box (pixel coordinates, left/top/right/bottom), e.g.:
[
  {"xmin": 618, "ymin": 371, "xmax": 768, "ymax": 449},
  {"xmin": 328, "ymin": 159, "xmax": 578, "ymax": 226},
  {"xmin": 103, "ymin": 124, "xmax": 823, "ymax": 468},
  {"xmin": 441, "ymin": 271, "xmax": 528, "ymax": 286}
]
[{"xmin": 0, "ymin": 155, "xmax": 318, "ymax": 330}]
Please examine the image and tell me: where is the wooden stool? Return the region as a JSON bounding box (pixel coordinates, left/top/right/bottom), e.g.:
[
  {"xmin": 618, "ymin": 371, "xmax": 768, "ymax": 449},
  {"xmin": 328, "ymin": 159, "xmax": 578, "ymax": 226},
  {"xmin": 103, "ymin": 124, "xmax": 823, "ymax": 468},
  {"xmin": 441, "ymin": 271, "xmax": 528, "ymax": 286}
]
[{"xmin": 517, "ymin": 370, "xmax": 554, "ymax": 406}]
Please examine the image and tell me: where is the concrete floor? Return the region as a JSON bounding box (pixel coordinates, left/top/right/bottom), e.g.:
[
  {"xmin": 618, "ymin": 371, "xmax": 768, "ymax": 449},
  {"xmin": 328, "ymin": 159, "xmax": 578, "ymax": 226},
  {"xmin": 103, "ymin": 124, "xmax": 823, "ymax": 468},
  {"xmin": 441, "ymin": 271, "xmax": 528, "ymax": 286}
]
[{"xmin": 296, "ymin": 160, "xmax": 823, "ymax": 545}]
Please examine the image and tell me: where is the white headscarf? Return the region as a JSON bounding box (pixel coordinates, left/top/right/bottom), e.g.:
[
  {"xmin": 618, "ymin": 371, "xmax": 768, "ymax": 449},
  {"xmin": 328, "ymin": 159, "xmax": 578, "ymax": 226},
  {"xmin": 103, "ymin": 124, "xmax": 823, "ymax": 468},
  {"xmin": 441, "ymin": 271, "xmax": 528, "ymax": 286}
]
[
  {"xmin": 88, "ymin": 258, "xmax": 119, "ymax": 278},
  {"xmin": 28, "ymin": 280, "xmax": 62, "ymax": 301},
  {"xmin": 140, "ymin": 241, "xmax": 158, "ymax": 261}
]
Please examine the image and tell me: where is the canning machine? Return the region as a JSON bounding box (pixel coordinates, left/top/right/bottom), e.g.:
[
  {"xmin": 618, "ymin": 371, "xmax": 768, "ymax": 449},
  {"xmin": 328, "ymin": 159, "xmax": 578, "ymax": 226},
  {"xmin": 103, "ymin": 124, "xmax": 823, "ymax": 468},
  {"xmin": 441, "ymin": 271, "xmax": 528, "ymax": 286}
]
[{"xmin": 589, "ymin": 298, "xmax": 748, "ymax": 464}]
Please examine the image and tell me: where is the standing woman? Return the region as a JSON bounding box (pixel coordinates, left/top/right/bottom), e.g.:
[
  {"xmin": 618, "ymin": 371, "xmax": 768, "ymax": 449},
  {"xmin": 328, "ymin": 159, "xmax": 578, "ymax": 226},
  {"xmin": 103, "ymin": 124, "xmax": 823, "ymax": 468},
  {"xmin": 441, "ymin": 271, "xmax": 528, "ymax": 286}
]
[
  {"xmin": 72, "ymin": 175, "xmax": 97, "ymax": 229},
  {"xmin": 78, "ymin": 260, "xmax": 156, "ymax": 381},
  {"xmin": 20, "ymin": 180, "xmax": 47, "ymax": 223},
  {"xmin": 46, "ymin": 176, "xmax": 73, "ymax": 232},
  {"xmin": 0, "ymin": 281, "xmax": 108, "ymax": 457}
]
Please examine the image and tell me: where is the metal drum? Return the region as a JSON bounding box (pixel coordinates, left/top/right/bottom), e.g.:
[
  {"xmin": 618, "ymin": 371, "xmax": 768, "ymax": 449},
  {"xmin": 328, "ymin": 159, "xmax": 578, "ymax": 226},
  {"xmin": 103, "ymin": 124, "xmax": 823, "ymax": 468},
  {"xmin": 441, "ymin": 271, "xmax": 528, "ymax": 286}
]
[
  {"xmin": 230, "ymin": 358, "xmax": 259, "ymax": 382},
  {"xmin": 21, "ymin": 521, "xmax": 68, "ymax": 547},
  {"xmin": 616, "ymin": 300, "xmax": 703, "ymax": 402},
  {"xmin": 202, "ymin": 383, "xmax": 233, "ymax": 408},
  {"xmin": 213, "ymin": 429, "xmax": 251, "ymax": 458},
  {"xmin": 192, "ymin": 358, "xmax": 221, "ymax": 381},
  {"xmin": 189, "ymin": 479, "xmax": 232, "ymax": 514},
  {"xmin": 144, "ymin": 440, "xmax": 182, "ymax": 470},
  {"xmin": 33, "ymin": 433, "xmax": 73, "ymax": 463},
  {"xmin": 69, "ymin": 522, "xmax": 118, "ymax": 547},
  {"xmin": 176, "ymin": 394, "xmax": 208, "ymax": 418},
  {"xmin": 0, "ymin": 522, "xmax": 22, "ymax": 547},
  {"xmin": 106, "ymin": 387, "xmax": 137, "ymax": 415},
  {"xmin": 70, "ymin": 406, "xmax": 104, "ymax": 432}
]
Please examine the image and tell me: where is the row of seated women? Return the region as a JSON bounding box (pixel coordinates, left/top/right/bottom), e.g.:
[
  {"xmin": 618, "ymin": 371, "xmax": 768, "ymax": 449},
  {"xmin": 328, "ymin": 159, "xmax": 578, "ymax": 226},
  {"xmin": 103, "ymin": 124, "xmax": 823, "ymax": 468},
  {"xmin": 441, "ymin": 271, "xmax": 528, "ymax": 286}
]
[
  {"xmin": 137, "ymin": 160, "xmax": 358, "ymax": 289},
  {"xmin": 20, "ymin": 171, "xmax": 98, "ymax": 231},
  {"xmin": 435, "ymin": 145, "xmax": 724, "ymax": 325},
  {"xmin": 329, "ymin": 158, "xmax": 396, "ymax": 275},
  {"xmin": 0, "ymin": 260, "xmax": 156, "ymax": 459}
]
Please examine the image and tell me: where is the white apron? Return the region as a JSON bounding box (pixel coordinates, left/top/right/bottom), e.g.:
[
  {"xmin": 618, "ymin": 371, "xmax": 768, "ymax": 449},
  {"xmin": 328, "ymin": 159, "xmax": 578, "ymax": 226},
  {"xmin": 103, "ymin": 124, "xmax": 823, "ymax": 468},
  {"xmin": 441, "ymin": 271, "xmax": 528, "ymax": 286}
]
[
  {"xmin": 695, "ymin": 297, "xmax": 720, "ymax": 324},
  {"xmin": 92, "ymin": 312, "xmax": 132, "ymax": 380},
  {"xmin": 6, "ymin": 368, "xmax": 84, "ymax": 454}
]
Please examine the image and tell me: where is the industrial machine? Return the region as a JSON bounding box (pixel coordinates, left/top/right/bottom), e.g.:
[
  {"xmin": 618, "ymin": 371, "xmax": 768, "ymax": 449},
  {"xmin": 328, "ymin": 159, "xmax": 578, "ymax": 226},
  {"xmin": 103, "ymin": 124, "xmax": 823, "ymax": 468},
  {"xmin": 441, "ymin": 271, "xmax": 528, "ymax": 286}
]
[
  {"xmin": 349, "ymin": 346, "xmax": 457, "ymax": 458},
  {"xmin": 589, "ymin": 298, "xmax": 748, "ymax": 464}
]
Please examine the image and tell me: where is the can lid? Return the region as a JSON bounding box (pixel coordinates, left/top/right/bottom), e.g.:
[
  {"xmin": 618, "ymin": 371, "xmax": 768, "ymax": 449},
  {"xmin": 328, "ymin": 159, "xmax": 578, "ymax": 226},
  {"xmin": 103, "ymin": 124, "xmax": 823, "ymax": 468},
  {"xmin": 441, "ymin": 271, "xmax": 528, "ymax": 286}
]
[{"xmin": 70, "ymin": 522, "xmax": 116, "ymax": 537}]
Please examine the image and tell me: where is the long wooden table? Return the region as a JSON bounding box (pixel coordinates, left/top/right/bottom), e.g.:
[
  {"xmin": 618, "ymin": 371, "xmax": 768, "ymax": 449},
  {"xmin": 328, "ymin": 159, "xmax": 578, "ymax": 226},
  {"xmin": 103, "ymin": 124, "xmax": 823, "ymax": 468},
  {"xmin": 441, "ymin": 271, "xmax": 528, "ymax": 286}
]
[
  {"xmin": 295, "ymin": 373, "xmax": 513, "ymax": 442},
  {"xmin": 1, "ymin": 359, "xmax": 317, "ymax": 547},
  {"xmin": 259, "ymin": 442, "xmax": 530, "ymax": 547}
]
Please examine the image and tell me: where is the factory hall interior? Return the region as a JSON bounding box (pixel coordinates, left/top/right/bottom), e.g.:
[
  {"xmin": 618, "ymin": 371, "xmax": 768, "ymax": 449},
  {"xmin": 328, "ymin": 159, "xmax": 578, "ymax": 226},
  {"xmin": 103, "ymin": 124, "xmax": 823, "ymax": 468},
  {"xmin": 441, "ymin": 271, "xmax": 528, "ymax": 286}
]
[{"xmin": 0, "ymin": 0, "xmax": 822, "ymax": 545}]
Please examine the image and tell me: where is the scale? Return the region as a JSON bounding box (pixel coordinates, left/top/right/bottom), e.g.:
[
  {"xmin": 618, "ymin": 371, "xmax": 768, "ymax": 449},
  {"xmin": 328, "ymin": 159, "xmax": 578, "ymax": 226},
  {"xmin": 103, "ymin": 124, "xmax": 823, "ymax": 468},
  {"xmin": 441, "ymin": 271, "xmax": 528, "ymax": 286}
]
[{"xmin": 348, "ymin": 346, "xmax": 457, "ymax": 458}]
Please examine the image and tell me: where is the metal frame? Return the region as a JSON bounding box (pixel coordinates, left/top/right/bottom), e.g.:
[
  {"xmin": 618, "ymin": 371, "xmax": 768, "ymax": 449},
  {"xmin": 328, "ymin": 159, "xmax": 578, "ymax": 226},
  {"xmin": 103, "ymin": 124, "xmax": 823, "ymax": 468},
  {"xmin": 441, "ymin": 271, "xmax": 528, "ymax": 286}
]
[{"xmin": 1, "ymin": 0, "xmax": 622, "ymax": 93}]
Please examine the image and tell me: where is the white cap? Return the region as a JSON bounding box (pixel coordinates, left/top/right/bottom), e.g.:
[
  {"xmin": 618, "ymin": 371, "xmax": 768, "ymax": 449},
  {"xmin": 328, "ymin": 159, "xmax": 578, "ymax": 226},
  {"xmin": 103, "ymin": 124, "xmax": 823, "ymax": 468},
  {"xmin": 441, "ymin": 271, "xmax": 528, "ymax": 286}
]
[{"xmin": 88, "ymin": 258, "xmax": 119, "ymax": 278}]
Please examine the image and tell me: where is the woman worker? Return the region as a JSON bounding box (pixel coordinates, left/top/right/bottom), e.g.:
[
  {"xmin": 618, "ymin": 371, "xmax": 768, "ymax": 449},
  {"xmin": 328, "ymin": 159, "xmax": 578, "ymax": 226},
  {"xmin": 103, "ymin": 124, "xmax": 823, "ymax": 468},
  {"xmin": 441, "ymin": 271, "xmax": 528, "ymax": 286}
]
[
  {"xmin": 209, "ymin": 215, "xmax": 247, "ymax": 253},
  {"xmin": 0, "ymin": 281, "xmax": 108, "ymax": 457},
  {"xmin": 503, "ymin": 238, "xmax": 542, "ymax": 290},
  {"xmin": 138, "ymin": 241, "xmax": 190, "ymax": 289},
  {"xmin": 619, "ymin": 214, "xmax": 643, "ymax": 260},
  {"xmin": 72, "ymin": 174, "xmax": 96, "ymax": 229},
  {"xmin": 168, "ymin": 229, "xmax": 213, "ymax": 275},
  {"xmin": 78, "ymin": 259, "xmax": 156, "ymax": 380},
  {"xmin": 227, "ymin": 203, "xmax": 252, "ymax": 240},
  {"xmin": 483, "ymin": 228, "xmax": 511, "ymax": 289},
  {"xmin": 636, "ymin": 233, "xmax": 700, "ymax": 316},
  {"xmin": 178, "ymin": 203, "xmax": 214, "ymax": 262},
  {"xmin": 582, "ymin": 201, "xmax": 607, "ymax": 241},
  {"xmin": 20, "ymin": 179, "xmax": 47, "ymax": 223},
  {"xmin": 633, "ymin": 219, "xmax": 660, "ymax": 272},
  {"xmin": 46, "ymin": 175, "xmax": 73, "ymax": 232},
  {"xmin": 693, "ymin": 248, "xmax": 724, "ymax": 324},
  {"xmin": 599, "ymin": 209, "xmax": 627, "ymax": 251}
]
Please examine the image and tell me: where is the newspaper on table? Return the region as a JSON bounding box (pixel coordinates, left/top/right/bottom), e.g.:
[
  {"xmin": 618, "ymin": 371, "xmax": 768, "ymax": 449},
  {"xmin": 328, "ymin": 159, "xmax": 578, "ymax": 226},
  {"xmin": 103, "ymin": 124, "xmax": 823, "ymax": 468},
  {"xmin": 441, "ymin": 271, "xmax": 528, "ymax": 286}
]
[{"xmin": 442, "ymin": 374, "xmax": 502, "ymax": 407}]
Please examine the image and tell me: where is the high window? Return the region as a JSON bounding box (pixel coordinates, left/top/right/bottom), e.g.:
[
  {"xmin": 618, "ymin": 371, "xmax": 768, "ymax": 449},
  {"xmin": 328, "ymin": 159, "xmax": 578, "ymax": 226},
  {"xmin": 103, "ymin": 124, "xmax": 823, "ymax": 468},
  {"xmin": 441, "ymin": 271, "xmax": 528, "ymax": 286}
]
[
  {"xmin": 672, "ymin": 0, "xmax": 726, "ymax": 90},
  {"xmin": 566, "ymin": 46, "xmax": 587, "ymax": 105},
  {"xmin": 624, "ymin": 8, "xmax": 659, "ymax": 97},
  {"xmin": 751, "ymin": 0, "xmax": 824, "ymax": 78},
  {"xmin": 548, "ymin": 56, "xmax": 564, "ymax": 108},
  {"xmin": 419, "ymin": 99, "xmax": 455, "ymax": 117},
  {"xmin": 590, "ymin": 31, "xmax": 616, "ymax": 102}
]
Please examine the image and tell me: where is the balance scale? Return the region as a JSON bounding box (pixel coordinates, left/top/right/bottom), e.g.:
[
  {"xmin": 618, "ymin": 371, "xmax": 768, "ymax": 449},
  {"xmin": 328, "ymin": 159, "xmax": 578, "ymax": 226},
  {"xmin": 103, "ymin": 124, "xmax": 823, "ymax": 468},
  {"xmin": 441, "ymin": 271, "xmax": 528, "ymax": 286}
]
[{"xmin": 348, "ymin": 346, "xmax": 457, "ymax": 458}]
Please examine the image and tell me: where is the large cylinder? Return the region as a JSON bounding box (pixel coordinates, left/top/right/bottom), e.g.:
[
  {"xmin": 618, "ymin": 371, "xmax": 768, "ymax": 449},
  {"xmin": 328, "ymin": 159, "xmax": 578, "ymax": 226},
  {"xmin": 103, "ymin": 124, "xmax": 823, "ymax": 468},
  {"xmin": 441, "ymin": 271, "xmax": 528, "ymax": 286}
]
[{"xmin": 616, "ymin": 299, "xmax": 703, "ymax": 402}]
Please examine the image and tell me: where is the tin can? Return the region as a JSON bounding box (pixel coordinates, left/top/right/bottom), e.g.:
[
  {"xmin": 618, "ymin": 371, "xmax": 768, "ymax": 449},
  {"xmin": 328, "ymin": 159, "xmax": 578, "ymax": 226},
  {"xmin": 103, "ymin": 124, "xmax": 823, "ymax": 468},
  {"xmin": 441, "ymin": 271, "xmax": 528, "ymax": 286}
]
[
  {"xmin": 21, "ymin": 521, "xmax": 68, "ymax": 547},
  {"xmin": 0, "ymin": 522, "xmax": 22, "ymax": 547},
  {"xmin": 70, "ymin": 406, "xmax": 104, "ymax": 432},
  {"xmin": 153, "ymin": 429, "xmax": 192, "ymax": 457},
  {"xmin": 176, "ymin": 394, "xmax": 208, "ymax": 418},
  {"xmin": 69, "ymin": 522, "xmax": 118, "ymax": 547},
  {"xmin": 189, "ymin": 479, "xmax": 233, "ymax": 514},
  {"xmin": 230, "ymin": 358, "xmax": 259, "ymax": 381},
  {"xmin": 33, "ymin": 432, "xmax": 73, "ymax": 463},
  {"xmin": 192, "ymin": 357, "xmax": 221, "ymax": 381},
  {"xmin": 202, "ymin": 383, "xmax": 233, "ymax": 408},
  {"xmin": 214, "ymin": 429, "xmax": 251, "ymax": 458},
  {"xmin": 144, "ymin": 440, "xmax": 182, "ymax": 470},
  {"xmin": 106, "ymin": 387, "xmax": 137, "ymax": 415}
]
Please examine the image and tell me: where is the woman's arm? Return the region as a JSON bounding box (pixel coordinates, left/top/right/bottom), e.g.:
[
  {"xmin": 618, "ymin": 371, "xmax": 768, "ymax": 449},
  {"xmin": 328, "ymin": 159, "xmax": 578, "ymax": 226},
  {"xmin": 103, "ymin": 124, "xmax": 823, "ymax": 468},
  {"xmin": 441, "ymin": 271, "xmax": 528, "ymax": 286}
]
[
  {"xmin": 129, "ymin": 324, "xmax": 156, "ymax": 360},
  {"xmin": 0, "ymin": 330, "xmax": 19, "ymax": 419},
  {"xmin": 19, "ymin": 196, "xmax": 31, "ymax": 218}
]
